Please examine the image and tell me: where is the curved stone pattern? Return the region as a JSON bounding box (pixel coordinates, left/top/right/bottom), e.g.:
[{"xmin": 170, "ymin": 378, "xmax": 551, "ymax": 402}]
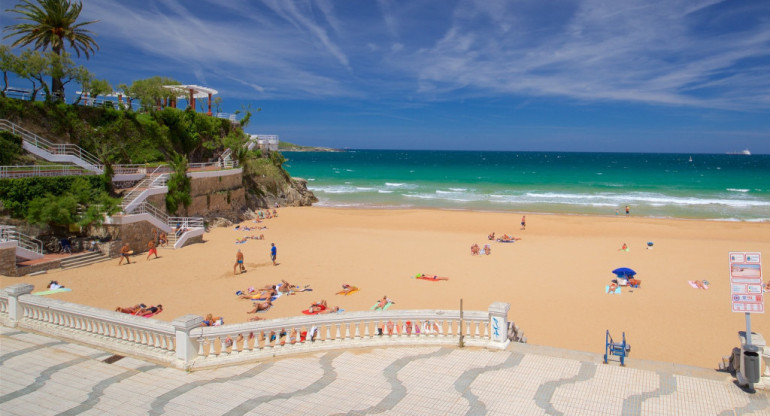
[
  {"xmin": 1, "ymin": 326, "xmax": 766, "ymax": 416},
  {"xmin": 455, "ymin": 352, "xmax": 525, "ymax": 415}
]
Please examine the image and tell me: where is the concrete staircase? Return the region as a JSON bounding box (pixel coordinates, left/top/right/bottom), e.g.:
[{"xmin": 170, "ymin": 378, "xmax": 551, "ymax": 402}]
[
  {"xmin": 60, "ymin": 251, "xmax": 110, "ymax": 270},
  {"xmin": 0, "ymin": 119, "xmax": 102, "ymax": 173}
]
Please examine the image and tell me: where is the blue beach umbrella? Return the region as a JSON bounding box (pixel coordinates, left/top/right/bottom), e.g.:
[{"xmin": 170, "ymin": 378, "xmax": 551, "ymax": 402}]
[{"xmin": 612, "ymin": 267, "xmax": 637, "ymax": 277}]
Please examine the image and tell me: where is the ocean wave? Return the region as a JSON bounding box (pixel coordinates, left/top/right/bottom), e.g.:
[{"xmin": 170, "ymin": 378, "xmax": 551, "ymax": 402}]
[
  {"xmin": 522, "ymin": 192, "xmax": 770, "ymax": 208},
  {"xmin": 449, "ymin": 188, "xmax": 467, "ymax": 191},
  {"xmin": 726, "ymin": 188, "xmax": 750, "ymax": 193}
]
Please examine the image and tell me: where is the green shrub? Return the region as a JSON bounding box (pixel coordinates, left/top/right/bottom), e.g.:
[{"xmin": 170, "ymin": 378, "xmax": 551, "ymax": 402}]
[{"xmin": 0, "ymin": 131, "xmax": 24, "ymax": 164}]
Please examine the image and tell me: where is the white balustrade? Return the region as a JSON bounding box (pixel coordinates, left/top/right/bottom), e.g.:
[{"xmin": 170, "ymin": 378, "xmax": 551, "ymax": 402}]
[{"xmin": 0, "ymin": 285, "xmax": 510, "ymax": 370}]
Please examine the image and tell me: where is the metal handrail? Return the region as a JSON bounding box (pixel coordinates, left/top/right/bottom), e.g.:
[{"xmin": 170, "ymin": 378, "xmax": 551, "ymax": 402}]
[
  {"xmin": 0, "ymin": 226, "xmax": 43, "ymax": 254},
  {"xmin": 120, "ymin": 166, "xmax": 168, "ymax": 211},
  {"xmin": 0, "ymin": 164, "xmax": 91, "ymax": 178},
  {"xmin": 0, "ymin": 119, "xmax": 102, "ymax": 168}
]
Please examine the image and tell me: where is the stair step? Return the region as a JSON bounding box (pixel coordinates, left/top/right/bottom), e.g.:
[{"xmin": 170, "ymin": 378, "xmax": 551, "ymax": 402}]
[
  {"xmin": 61, "ymin": 255, "xmax": 110, "ymax": 270},
  {"xmin": 60, "ymin": 252, "xmax": 104, "ymax": 266}
]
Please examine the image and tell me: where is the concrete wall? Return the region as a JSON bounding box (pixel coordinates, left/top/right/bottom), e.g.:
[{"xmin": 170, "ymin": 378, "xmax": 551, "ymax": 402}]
[{"xmin": 115, "ymin": 221, "xmax": 158, "ymax": 255}]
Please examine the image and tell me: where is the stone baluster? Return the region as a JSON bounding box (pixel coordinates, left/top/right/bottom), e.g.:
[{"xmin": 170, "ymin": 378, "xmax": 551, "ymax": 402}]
[
  {"xmin": 4, "ymin": 283, "xmax": 33, "ymax": 326},
  {"xmin": 488, "ymin": 302, "xmax": 511, "ymax": 349},
  {"xmin": 173, "ymin": 314, "xmax": 204, "ymax": 365}
]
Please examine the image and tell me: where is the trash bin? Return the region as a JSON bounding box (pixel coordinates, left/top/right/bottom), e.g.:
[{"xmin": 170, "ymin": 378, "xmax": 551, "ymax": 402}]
[{"xmin": 743, "ymin": 345, "xmax": 761, "ymax": 384}]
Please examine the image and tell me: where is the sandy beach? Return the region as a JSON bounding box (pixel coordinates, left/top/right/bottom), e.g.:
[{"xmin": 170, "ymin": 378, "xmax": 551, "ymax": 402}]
[{"xmin": 3, "ymin": 207, "xmax": 769, "ymax": 369}]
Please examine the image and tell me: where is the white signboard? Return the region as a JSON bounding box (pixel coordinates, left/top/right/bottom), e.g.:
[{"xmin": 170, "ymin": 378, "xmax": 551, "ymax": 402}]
[{"xmin": 729, "ymin": 252, "xmax": 764, "ymax": 313}]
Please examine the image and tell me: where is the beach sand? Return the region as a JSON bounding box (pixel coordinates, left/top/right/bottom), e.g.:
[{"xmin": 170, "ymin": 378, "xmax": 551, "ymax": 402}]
[{"xmin": 3, "ymin": 207, "xmax": 769, "ymax": 369}]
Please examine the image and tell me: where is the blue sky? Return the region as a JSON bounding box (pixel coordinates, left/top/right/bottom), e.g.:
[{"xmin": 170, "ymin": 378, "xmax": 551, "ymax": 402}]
[{"xmin": 3, "ymin": 0, "xmax": 770, "ymax": 153}]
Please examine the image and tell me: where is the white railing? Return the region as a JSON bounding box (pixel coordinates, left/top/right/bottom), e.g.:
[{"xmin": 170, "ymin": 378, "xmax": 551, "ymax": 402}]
[
  {"xmin": 0, "ymin": 225, "xmax": 43, "ymax": 254},
  {"xmin": 0, "ymin": 119, "xmax": 102, "ymax": 169},
  {"xmin": 0, "ymin": 164, "xmax": 92, "ymax": 178},
  {"xmin": 1, "ymin": 285, "xmax": 511, "ymax": 370},
  {"xmin": 215, "ymin": 112, "xmax": 238, "ymax": 122},
  {"xmin": 120, "ymin": 166, "xmax": 168, "ymax": 212},
  {"xmin": 190, "ymin": 309, "xmax": 489, "ymax": 363},
  {"xmin": 1, "ymin": 289, "xmax": 176, "ymax": 363}
]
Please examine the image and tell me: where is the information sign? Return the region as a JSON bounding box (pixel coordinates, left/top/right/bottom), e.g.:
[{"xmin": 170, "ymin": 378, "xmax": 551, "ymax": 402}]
[{"xmin": 729, "ymin": 252, "xmax": 764, "ymax": 313}]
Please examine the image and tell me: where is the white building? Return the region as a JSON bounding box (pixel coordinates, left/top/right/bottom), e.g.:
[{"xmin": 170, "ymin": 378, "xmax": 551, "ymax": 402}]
[{"xmin": 248, "ymin": 134, "xmax": 279, "ymax": 152}]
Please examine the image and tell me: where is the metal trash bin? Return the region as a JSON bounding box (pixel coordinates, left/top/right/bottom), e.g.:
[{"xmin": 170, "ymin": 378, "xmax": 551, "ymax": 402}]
[{"xmin": 743, "ymin": 345, "xmax": 761, "ymax": 384}]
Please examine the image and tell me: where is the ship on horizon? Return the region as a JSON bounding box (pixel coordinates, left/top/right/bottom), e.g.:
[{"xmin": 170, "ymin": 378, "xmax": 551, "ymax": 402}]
[{"xmin": 726, "ymin": 149, "xmax": 751, "ymax": 155}]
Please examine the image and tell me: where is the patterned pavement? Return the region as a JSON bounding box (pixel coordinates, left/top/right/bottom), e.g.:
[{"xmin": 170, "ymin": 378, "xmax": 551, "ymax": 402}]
[{"xmin": 0, "ymin": 326, "xmax": 767, "ymax": 415}]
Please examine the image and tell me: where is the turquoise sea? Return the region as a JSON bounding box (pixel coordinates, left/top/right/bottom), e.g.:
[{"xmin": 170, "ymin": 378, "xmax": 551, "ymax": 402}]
[{"xmin": 283, "ymin": 151, "xmax": 770, "ymax": 222}]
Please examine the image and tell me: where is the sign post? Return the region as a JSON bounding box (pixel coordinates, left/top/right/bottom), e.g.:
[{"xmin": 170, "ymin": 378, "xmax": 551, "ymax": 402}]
[{"xmin": 729, "ymin": 252, "xmax": 764, "ymax": 345}]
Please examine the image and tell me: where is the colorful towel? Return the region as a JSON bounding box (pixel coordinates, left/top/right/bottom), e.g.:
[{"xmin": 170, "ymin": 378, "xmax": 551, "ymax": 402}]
[
  {"xmin": 688, "ymin": 281, "xmax": 709, "ymax": 289},
  {"xmin": 336, "ymin": 287, "xmax": 359, "ymax": 295},
  {"xmin": 605, "ymin": 285, "xmax": 621, "ymax": 294},
  {"xmin": 370, "ymin": 301, "xmax": 393, "ymax": 310},
  {"xmin": 32, "ymin": 288, "xmax": 72, "ymax": 296},
  {"xmin": 302, "ymin": 305, "xmax": 327, "ymax": 315},
  {"xmin": 496, "ymin": 239, "xmax": 516, "ymax": 243},
  {"xmin": 414, "ymin": 274, "xmax": 447, "ymax": 282}
]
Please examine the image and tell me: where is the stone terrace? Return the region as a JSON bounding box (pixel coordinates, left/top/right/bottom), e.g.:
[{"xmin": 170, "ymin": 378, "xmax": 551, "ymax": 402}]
[{"xmin": 1, "ymin": 326, "xmax": 767, "ymax": 416}]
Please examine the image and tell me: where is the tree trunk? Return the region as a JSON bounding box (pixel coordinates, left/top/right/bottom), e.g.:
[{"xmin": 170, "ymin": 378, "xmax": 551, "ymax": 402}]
[{"xmin": 52, "ymin": 77, "xmax": 64, "ymax": 101}]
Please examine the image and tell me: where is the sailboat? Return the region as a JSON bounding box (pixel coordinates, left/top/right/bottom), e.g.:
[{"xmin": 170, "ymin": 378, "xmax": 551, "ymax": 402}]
[{"xmin": 688, "ymin": 156, "xmax": 693, "ymax": 162}]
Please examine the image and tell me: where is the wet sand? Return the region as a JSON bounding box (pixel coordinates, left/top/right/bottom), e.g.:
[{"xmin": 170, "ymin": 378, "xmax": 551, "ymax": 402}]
[{"xmin": 3, "ymin": 207, "xmax": 769, "ymax": 368}]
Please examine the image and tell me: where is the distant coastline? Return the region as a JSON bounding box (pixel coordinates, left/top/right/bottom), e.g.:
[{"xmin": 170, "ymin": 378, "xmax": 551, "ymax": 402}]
[{"xmin": 278, "ymin": 142, "xmax": 343, "ymax": 152}]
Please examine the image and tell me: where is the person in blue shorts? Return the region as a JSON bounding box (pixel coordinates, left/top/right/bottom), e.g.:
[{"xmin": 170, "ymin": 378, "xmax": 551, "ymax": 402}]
[
  {"xmin": 270, "ymin": 243, "xmax": 277, "ymax": 266},
  {"xmin": 234, "ymin": 249, "xmax": 245, "ymax": 275}
]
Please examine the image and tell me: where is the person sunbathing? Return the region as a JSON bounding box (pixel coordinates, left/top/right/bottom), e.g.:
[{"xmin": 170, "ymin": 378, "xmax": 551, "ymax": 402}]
[
  {"xmin": 202, "ymin": 313, "xmax": 223, "ymax": 326},
  {"xmin": 47, "ymin": 280, "xmax": 65, "ymax": 290},
  {"xmin": 319, "ymin": 306, "xmax": 340, "ymax": 314},
  {"xmin": 488, "ymin": 232, "xmax": 495, "ymax": 240},
  {"xmin": 484, "ymin": 244, "xmax": 491, "ymax": 255},
  {"xmin": 136, "ymin": 304, "xmax": 162, "ymax": 315},
  {"xmin": 608, "ymin": 283, "xmax": 618, "ymax": 293},
  {"xmin": 308, "ymin": 300, "xmax": 328, "ymax": 313},
  {"xmin": 498, "ymin": 234, "xmax": 522, "ymax": 241},
  {"xmin": 416, "ymin": 274, "xmax": 449, "ymax": 281},
  {"xmin": 471, "ymin": 243, "xmax": 480, "ymax": 255},
  {"xmin": 693, "ymin": 280, "xmax": 707, "ymax": 289},
  {"xmin": 375, "ymin": 296, "xmax": 393, "ymax": 310},
  {"xmin": 247, "ymin": 299, "xmax": 272, "ymax": 313},
  {"xmin": 115, "ymin": 304, "xmax": 144, "ymax": 314},
  {"xmin": 340, "ymin": 284, "xmax": 356, "ymax": 294}
]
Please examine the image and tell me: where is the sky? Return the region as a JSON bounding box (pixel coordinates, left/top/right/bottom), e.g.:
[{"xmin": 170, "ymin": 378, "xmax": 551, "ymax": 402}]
[{"xmin": 2, "ymin": 0, "xmax": 770, "ymax": 153}]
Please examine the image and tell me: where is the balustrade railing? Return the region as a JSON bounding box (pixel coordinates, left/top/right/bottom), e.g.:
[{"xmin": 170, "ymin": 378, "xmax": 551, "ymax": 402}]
[
  {"xmin": 0, "ymin": 225, "xmax": 43, "ymax": 254},
  {"xmin": 191, "ymin": 309, "xmax": 489, "ymax": 361},
  {"xmin": 0, "ymin": 164, "xmax": 91, "ymax": 178},
  {"xmin": 1, "ymin": 285, "xmax": 511, "ymax": 370},
  {"xmin": 0, "ymin": 119, "xmax": 102, "ymax": 169}
]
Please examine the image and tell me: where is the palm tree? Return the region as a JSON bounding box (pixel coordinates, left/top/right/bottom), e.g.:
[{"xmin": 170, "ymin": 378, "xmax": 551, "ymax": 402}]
[{"xmin": 3, "ymin": 0, "xmax": 99, "ymax": 101}]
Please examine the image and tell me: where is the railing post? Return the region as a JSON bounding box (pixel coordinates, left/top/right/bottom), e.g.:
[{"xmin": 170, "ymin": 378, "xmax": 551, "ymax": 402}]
[
  {"xmin": 4, "ymin": 283, "xmax": 34, "ymax": 326},
  {"xmin": 488, "ymin": 302, "xmax": 511, "ymax": 350},
  {"xmin": 172, "ymin": 314, "xmax": 204, "ymax": 366}
]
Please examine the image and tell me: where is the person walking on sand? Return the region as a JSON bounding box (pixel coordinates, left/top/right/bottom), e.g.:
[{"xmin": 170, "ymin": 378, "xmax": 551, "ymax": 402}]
[
  {"xmin": 270, "ymin": 243, "xmax": 277, "ymax": 266},
  {"xmin": 118, "ymin": 243, "xmax": 131, "ymax": 265},
  {"xmin": 521, "ymin": 216, "xmax": 526, "ymax": 230},
  {"xmin": 234, "ymin": 249, "xmax": 245, "ymax": 275},
  {"xmin": 146, "ymin": 239, "xmax": 159, "ymax": 260},
  {"xmin": 625, "ymin": 205, "xmax": 630, "ymax": 216}
]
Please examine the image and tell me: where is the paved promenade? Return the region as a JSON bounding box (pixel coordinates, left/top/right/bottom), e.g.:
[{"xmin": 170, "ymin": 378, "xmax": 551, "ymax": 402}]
[{"xmin": 0, "ymin": 326, "xmax": 767, "ymax": 415}]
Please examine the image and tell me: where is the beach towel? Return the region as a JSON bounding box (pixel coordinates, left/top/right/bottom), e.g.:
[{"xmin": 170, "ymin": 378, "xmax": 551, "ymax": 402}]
[
  {"xmin": 688, "ymin": 281, "xmax": 709, "ymax": 289},
  {"xmin": 302, "ymin": 305, "xmax": 327, "ymax": 315},
  {"xmin": 496, "ymin": 239, "xmax": 516, "ymax": 243},
  {"xmin": 414, "ymin": 274, "xmax": 447, "ymax": 282},
  {"xmin": 32, "ymin": 288, "xmax": 72, "ymax": 296},
  {"xmin": 336, "ymin": 287, "xmax": 359, "ymax": 295},
  {"xmin": 605, "ymin": 285, "xmax": 621, "ymax": 294},
  {"xmin": 370, "ymin": 301, "xmax": 393, "ymax": 311}
]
